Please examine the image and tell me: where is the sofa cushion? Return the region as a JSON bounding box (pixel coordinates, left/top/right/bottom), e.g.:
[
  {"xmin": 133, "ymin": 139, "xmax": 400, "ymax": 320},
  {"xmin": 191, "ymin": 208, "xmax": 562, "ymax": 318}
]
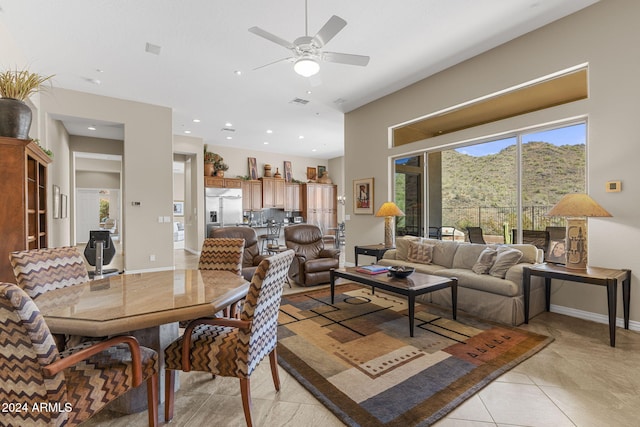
[
  {"xmin": 378, "ymin": 258, "xmax": 446, "ymax": 275},
  {"xmin": 436, "ymin": 268, "xmax": 520, "ymax": 297},
  {"xmin": 395, "ymin": 236, "xmax": 422, "ymax": 261},
  {"xmin": 452, "ymin": 243, "xmax": 493, "ymax": 270},
  {"xmin": 472, "ymin": 247, "xmax": 497, "ymax": 274},
  {"xmin": 421, "ymin": 238, "xmax": 462, "ymax": 269},
  {"xmin": 407, "ymin": 241, "xmax": 434, "ymax": 264},
  {"xmin": 489, "ymin": 246, "xmax": 523, "ymax": 278}
]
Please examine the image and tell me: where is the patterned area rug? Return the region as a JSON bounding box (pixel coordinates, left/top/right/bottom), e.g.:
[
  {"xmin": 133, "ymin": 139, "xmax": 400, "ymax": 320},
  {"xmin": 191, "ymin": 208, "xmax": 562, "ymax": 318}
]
[{"xmin": 277, "ymin": 283, "xmax": 553, "ymax": 427}]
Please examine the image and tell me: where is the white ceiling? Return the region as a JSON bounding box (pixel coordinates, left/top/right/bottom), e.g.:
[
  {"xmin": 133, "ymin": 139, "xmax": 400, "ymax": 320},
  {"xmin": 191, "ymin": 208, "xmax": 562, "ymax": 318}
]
[{"xmin": 0, "ymin": 0, "xmax": 598, "ymax": 159}]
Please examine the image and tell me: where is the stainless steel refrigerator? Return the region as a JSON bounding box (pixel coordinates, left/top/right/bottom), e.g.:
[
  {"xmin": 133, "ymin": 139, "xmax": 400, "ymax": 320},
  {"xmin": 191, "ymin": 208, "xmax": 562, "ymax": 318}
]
[{"xmin": 205, "ymin": 187, "xmax": 243, "ymax": 236}]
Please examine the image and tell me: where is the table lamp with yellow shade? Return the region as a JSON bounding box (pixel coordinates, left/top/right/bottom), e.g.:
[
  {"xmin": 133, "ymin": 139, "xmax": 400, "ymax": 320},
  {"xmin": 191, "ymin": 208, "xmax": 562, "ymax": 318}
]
[
  {"xmin": 375, "ymin": 202, "xmax": 405, "ymax": 248},
  {"xmin": 546, "ymin": 193, "xmax": 612, "ymax": 270}
]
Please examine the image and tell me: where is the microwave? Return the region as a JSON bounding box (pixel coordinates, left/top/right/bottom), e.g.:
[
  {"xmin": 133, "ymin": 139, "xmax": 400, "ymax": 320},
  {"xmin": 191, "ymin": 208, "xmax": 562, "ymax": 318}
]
[{"xmin": 293, "ymin": 216, "xmax": 304, "ymax": 223}]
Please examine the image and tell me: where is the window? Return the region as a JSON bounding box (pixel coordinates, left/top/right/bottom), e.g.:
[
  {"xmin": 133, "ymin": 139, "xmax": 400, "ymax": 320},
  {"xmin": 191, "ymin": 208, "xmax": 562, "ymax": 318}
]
[{"xmin": 394, "ymin": 122, "xmax": 586, "ymax": 243}]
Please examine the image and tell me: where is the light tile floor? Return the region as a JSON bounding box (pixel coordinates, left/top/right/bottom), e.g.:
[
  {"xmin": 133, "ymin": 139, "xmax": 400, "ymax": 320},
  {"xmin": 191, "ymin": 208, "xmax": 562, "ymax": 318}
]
[{"xmin": 83, "ymin": 247, "xmax": 640, "ymax": 427}]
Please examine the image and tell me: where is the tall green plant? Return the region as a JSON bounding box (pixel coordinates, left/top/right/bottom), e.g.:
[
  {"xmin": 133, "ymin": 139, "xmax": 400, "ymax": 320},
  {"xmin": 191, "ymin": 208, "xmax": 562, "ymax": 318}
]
[{"xmin": 0, "ymin": 69, "xmax": 54, "ymax": 101}]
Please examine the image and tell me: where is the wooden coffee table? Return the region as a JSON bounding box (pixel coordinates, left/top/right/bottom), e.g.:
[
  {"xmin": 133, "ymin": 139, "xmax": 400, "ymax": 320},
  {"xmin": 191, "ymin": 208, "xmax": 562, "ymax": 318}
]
[{"xmin": 330, "ymin": 267, "xmax": 458, "ymax": 337}]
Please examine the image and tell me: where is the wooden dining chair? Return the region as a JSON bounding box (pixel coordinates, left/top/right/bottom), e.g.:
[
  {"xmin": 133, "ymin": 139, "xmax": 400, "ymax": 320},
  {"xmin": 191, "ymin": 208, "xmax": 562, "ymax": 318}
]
[
  {"xmin": 9, "ymin": 246, "xmax": 90, "ymax": 299},
  {"xmin": 198, "ymin": 237, "xmax": 245, "ymax": 275},
  {"xmin": 0, "ymin": 282, "xmax": 159, "ymax": 427},
  {"xmin": 9, "ymin": 246, "xmax": 92, "ymax": 348},
  {"xmin": 164, "ymin": 249, "xmax": 295, "ymax": 427},
  {"xmin": 198, "ymin": 237, "xmax": 246, "ymax": 318}
]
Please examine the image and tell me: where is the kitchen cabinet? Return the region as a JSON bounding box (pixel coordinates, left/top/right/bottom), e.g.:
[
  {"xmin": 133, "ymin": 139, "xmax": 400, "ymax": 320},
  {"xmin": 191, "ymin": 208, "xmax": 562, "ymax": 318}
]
[
  {"xmin": 0, "ymin": 137, "xmax": 52, "ymax": 282},
  {"xmin": 242, "ymin": 180, "xmax": 263, "ymax": 211},
  {"xmin": 284, "ymin": 183, "xmax": 302, "ymax": 211},
  {"xmin": 260, "ymin": 177, "xmax": 285, "ymax": 209},
  {"xmin": 205, "ymin": 177, "xmax": 242, "ymax": 188},
  {"xmin": 301, "ymin": 183, "xmax": 337, "ymax": 234}
]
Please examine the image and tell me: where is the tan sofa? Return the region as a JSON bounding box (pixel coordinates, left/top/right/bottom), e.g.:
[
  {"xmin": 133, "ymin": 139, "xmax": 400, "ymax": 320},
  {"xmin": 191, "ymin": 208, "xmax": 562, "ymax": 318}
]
[{"xmin": 378, "ymin": 236, "xmax": 546, "ymax": 326}]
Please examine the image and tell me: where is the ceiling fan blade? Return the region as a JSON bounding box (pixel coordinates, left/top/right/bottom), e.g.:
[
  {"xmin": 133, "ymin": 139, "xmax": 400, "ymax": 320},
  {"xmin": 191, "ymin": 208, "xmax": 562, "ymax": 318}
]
[
  {"xmin": 313, "ymin": 15, "xmax": 347, "ymax": 47},
  {"xmin": 322, "ymin": 51, "xmax": 370, "ymax": 67},
  {"xmin": 252, "ymin": 57, "xmax": 295, "ymax": 71},
  {"xmin": 248, "ymin": 26, "xmax": 295, "ymax": 50}
]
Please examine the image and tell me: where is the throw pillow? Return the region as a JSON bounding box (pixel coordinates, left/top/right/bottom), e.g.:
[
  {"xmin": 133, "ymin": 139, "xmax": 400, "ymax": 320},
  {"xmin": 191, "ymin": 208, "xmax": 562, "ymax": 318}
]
[
  {"xmin": 489, "ymin": 246, "xmax": 523, "ymax": 278},
  {"xmin": 472, "ymin": 247, "xmax": 497, "ymax": 274},
  {"xmin": 407, "ymin": 242, "xmax": 434, "ymax": 264}
]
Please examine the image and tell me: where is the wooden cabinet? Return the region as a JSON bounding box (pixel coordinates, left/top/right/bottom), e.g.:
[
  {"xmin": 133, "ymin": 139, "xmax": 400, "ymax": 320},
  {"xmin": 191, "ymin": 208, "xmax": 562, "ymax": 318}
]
[
  {"xmin": 284, "ymin": 183, "xmax": 302, "ymax": 211},
  {"xmin": 242, "ymin": 180, "xmax": 263, "ymax": 211},
  {"xmin": 205, "ymin": 177, "xmax": 242, "ymax": 188},
  {"xmin": 301, "ymin": 183, "xmax": 337, "ymax": 233},
  {"xmin": 260, "ymin": 177, "xmax": 285, "ymax": 209},
  {"xmin": 0, "ymin": 137, "xmax": 52, "ymax": 282}
]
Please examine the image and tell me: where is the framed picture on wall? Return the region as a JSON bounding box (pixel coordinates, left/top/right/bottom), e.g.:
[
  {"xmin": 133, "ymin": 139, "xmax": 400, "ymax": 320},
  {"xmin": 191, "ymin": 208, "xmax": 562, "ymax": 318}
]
[
  {"xmin": 248, "ymin": 157, "xmax": 258, "ymax": 180},
  {"xmin": 53, "ymin": 185, "xmax": 60, "ymax": 219},
  {"xmin": 317, "ymin": 165, "xmax": 326, "ymax": 179},
  {"xmin": 283, "ymin": 161, "xmax": 292, "ymax": 182},
  {"xmin": 306, "ymin": 167, "xmax": 317, "ymax": 181},
  {"xmin": 173, "ymin": 201, "xmax": 184, "ymax": 216},
  {"xmin": 353, "ymin": 177, "xmax": 374, "ymax": 214}
]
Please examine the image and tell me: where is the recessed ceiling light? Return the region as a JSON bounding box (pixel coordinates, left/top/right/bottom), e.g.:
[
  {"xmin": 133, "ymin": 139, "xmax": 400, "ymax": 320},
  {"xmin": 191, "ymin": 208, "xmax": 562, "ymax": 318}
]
[
  {"xmin": 225, "ymin": 122, "xmax": 233, "ymax": 127},
  {"xmin": 96, "ymin": 68, "xmax": 104, "ymax": 73},
  {"xmin": 184, "ymin": 130, "xmax": 191, "ymax": 134},
  {"xmin": 263, "ymin": 142, "xmax": 269, "ymax": 145},
  {"xmin": 88, "ymin": 126, "xmax": 96, "ymax": 131},
  {"xmin": 234, "ymin": 70, "xmax": 242, "ymax": 76},
  {"xmin": 266, "ymin": 129, "xmax": 273, "ymax": 134},
  {"xmin": 307, "ymin": 90, "xmax": 312, "ymax": 94},
  {"xmin": 226, "ymin": 136, "xmax": 233, "ymax": 140},
  {"xmin": 311, "ymin": 148, "xmax": 317, "ymax": 152},
  {"xmin": 193, "ymin": 119, "xmax": 201, "ymax": 123},
  {"xmin": 299, "ymin": 135, "xmax": 304, "ymax": 139}
]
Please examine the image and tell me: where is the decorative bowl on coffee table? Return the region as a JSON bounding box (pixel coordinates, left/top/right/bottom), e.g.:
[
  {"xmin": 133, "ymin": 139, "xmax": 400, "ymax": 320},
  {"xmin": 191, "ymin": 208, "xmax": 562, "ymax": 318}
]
[{"xmin": 388, "ymin": 266, "xmax": 415, "ymax": 278}]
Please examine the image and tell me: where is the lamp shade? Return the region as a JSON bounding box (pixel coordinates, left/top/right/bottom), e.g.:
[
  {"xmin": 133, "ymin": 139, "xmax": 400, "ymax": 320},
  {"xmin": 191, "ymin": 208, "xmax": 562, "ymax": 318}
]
[
  {"xmin": 546, "ymin": 193, "xmax": 612, "ymax": 218},
  {"xmin": 375, "ymin": 202, "xmax": 405, "ymax": 217},
  {"xmin": 294, "ymin": 57, "xmax": 320, "ymax": 77}
]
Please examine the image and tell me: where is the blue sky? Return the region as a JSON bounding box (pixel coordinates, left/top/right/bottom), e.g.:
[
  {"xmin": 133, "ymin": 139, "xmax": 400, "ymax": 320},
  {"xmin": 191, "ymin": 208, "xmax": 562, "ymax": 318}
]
[{"xmin": 456, "ymin": 122, "xmax": 586, "ymax": 157}]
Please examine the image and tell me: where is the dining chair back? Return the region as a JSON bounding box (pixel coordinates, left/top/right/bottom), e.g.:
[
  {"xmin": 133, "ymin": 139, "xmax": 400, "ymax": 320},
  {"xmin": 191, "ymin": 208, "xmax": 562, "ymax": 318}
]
[
  {"xmin": 164, "ymin": 249, "xmax": 295, "ymax": 427},
  {"xmin": 9, "ymin": 246, "xmax": 90, "ymax": 299},
  {"xmin": 198, "ymin": 238, "xmax": 245, "ymax": 275},
  {"xmin": 0, "ymin": 282, "xmax": 159, "ymax": 426}
]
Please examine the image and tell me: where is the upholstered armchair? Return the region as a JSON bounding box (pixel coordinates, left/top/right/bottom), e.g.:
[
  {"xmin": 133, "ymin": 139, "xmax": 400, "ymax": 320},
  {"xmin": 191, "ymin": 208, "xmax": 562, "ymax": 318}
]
[
  {"xmin": 0, "ymin": 282, "xmax": 159, "ymax": 427},
  {"xmin": 164, "ymin": 250, "xmax": 295, "ymax": 427},
  {"xmin": 210, "ymin": 226, "xmax": 269, "ymax": 281},
  {"xmin": 284, "ymin": 224, "xmax": 340, "ymax": 286}
]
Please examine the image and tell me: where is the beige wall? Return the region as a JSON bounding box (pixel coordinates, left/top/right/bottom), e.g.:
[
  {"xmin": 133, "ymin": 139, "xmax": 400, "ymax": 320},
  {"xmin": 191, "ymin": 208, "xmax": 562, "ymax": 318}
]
[
  {"xmin": 76, "ymin": 171, "xmax": 120, "ymax": 189},
  {"xmin": 345, "ymin": 0, "xmax": 640, "ymax": 324},
  {"xmin": 173, "ymin": 135, "xmax": 204, "ymax": 253},
  {"xmin": 40, "ymin": 88, "xmax": 174, "ymax": 272}
]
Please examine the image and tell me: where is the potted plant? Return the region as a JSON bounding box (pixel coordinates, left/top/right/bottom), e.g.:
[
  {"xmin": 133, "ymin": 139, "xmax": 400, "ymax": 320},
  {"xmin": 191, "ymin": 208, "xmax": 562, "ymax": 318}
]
[
  {"xmin": 0, "ymin": 68, "xmax": 53, "ymax": 139},
  {"xmin": 204, "ymin": 147, "xmax": 216, "ymax": 176},
  {"xmin": 214, "ymin": 157, "xmax": 229, "ymax": 177}
]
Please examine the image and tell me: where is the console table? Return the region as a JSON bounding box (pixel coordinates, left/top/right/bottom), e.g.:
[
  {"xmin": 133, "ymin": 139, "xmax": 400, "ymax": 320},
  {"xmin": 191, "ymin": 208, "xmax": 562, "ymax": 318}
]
[
  {"xmin": 523, "ymin": 263, "xmax": 631, "ymax": 347},
  {"xmin": 354, "ymin": 244, "xmax": 393, "ymax": 266}
]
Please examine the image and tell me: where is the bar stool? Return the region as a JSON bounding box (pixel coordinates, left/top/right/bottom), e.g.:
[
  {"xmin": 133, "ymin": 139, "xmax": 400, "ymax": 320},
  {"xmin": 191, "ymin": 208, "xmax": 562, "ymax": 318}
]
[{"xmin": 259, "ymin": 222, "xmax": 281, "ymax": 254}]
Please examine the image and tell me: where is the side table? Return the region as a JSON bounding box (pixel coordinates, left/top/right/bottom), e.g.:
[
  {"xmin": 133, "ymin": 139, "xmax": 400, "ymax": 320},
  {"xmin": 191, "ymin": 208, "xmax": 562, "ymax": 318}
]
[
  {"xmin": 354, "ymin": 244, "xmax": 393, "ymax": 266},
  {"xmin": 523, "ymin": 263, "xmax": 631, "ymax": 347}
]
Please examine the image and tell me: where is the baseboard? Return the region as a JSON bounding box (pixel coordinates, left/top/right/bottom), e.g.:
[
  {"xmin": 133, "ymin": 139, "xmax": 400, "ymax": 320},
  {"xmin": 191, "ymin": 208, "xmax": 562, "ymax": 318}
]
[{"xmin": 550, "ymin": 304, "xmax": 640, "ymax": 332}]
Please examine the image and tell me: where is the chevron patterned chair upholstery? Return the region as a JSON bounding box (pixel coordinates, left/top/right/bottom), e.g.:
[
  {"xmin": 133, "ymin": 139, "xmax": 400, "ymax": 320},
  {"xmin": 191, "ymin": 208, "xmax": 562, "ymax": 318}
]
[
  {"xmin": 9, "ymin": 246, "xmax": 90, "ymax": 299},
  {"xmin": 198, "ymin": 238, "xmax": 245, "ymax": 275},
  {"xmin": 164, "ymin": 249, "xmax": 295, "ymax": 427},
  {"xmin": 0, "ymin": 282, "xmax": 159, "ymax": 427}
]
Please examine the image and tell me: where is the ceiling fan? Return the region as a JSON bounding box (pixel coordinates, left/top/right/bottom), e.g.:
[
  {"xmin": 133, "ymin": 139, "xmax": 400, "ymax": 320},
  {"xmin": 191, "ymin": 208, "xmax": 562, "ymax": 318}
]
[{"xmin": 248, "ymin": 0, "xmax": 370, "ymax": 77}]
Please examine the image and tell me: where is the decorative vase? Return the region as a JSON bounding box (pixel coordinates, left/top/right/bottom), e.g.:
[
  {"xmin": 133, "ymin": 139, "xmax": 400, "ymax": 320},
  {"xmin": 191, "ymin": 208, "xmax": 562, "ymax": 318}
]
[
  {"xmin": 0, "ymin": 98, "xmax": 32, "ymax": 139},
  {"xmin": 264, "ymin": 164, "xmax": 272, "ymax": 177},
  {"xmin": 273, "ymin": 167, "xmax": 282, "ymax": 178},
  {"xmin": 204, "ymin": 163, "xmax": 215, "ymax": 176},
  {"xmin": 215, "ymin": 170, "xmax": 225, "ymax": 177}
]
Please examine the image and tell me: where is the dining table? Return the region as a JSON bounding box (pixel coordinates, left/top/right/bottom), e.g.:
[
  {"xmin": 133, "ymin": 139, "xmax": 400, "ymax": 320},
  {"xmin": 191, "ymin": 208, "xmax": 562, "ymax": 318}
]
[{"xmin": 34, "ymin": 269, "xmax": 250, "ymax": 414}]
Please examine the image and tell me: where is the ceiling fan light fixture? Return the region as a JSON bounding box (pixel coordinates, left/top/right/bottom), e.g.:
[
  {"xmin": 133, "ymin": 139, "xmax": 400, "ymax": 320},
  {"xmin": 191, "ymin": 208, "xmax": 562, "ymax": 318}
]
[{"xmin": 294, "ymin": 57, "xmax": 320, "ymax": 77}]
